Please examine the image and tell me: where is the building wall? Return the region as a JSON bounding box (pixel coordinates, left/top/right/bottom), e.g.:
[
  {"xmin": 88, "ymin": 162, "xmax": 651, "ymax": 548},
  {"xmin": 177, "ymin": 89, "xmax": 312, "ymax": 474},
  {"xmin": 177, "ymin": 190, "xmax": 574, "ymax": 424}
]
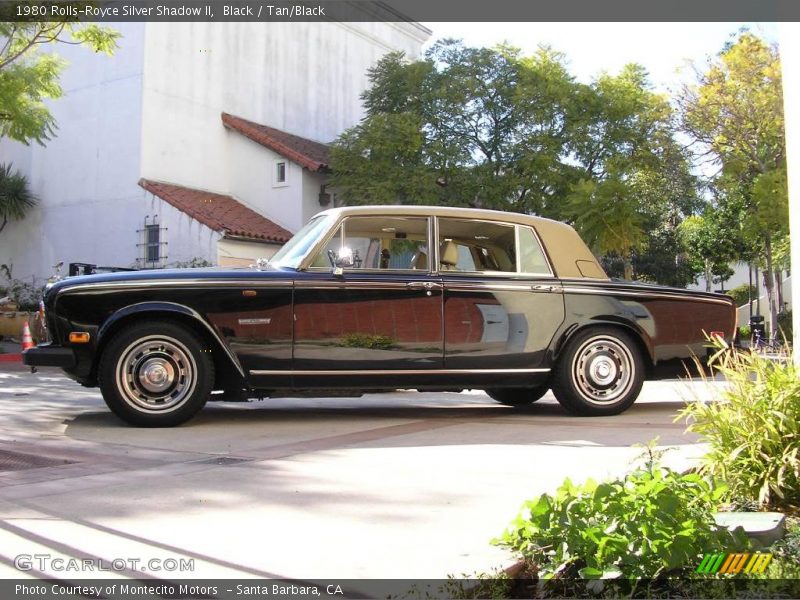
[
  {"xmin": 142, "ymin": 194, "xmax": 220, "ymax": 266},
  {"xmin": 226, "ymin": 130, "xmax": 304, "ymax": 232},
  {"xmin": 0, "ymin": 20, "xmax": 429, "ymax": 283},
  {"xmin": 139, "ymin": 21, "xmax": 429, "ymax": 204},
  {"xmin": 0, "ymin": 23, "xmax": 147, "ymax": 282},
  {"xmin": 217, "ymin": 238, "xmax": 281, "ymax": 267}
]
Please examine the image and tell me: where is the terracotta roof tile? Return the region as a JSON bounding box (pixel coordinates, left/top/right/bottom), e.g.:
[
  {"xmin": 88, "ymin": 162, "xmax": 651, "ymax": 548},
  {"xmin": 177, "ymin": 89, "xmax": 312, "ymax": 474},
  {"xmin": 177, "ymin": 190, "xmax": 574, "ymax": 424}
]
[
  {"xmin": 139, "ymin": 179, "xmax": 292, "ymax": 244},
  {"xmin": 221, "ymin": 112, "xmax": 330, "ymax": 171}
]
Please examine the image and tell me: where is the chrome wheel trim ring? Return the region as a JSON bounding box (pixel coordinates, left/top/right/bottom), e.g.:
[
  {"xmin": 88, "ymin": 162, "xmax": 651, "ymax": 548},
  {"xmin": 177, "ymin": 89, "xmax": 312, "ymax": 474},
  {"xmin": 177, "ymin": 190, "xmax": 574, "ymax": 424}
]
[
  {"xmin": 571, "ymin": 335, "xmax": 635, "ymax": 406},
  {"xmin": 115, "ymin": 335, "xmax": 197, "ymax": 413}
]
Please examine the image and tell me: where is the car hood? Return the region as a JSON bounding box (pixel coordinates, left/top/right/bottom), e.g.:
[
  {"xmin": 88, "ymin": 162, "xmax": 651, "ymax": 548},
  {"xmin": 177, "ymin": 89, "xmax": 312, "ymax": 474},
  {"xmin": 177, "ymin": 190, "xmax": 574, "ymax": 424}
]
[{"xmin": 46, "ymin": 265, "xmax": 295, "ymax": 296}]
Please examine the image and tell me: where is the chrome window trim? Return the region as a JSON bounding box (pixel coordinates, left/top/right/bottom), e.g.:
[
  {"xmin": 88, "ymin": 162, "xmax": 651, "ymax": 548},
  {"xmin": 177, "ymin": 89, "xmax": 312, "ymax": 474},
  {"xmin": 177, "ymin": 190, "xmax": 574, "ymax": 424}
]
[
  {"xmin": 561, "ymin": 285, "xmax": 734, "ymax": 306},
  {"xmin": 250, "ymin": 368, "xmax": 552, "ymax": 376},
  {"xmin": 442, "ymin": 282, "xmax": 563, "ymax": 293},
  {"xmin": 293, "ymin": 281, "xmax": 412, "ymax": 290},
  {"xmin": 56, "ymin": 279, "xmax": 291, "ymax": 295}
]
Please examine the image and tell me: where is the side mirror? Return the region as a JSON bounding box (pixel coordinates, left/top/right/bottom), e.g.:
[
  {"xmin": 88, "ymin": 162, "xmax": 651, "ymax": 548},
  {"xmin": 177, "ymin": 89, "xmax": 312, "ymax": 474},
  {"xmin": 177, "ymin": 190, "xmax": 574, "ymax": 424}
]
[{"xmin": 328, "ymin": 247, "xmax": 354, "ymax": 276}]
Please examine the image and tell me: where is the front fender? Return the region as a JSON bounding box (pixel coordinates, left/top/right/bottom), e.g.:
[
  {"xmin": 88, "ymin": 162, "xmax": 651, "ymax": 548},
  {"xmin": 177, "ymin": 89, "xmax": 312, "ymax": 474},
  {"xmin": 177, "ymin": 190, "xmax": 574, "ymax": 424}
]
[{"xmin": 97, "ymin": 301, "xmax": 245, "ymax": 379}]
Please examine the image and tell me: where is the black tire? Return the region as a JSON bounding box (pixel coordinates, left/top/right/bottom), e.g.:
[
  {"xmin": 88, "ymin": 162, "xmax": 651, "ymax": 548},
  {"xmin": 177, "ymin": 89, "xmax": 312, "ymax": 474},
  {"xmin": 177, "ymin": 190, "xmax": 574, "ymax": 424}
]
[
  {"xmin": 486, "ymin": 385, "xmax": 549, "ymax": 406},
  {"xmin": 551, "ymin": 327, "xmax": 644, "ymax": 416},
  {"xmin": 98, "ymin": 321, "xmax": 214, "ymax": 427}
]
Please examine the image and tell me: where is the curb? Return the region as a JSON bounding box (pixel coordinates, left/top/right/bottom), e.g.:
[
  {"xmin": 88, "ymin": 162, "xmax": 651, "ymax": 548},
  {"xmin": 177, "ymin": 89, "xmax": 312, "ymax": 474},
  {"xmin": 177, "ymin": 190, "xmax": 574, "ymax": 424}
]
[{"xmin": 0, "ymin": 353, "xmax": 22, "ymax": 362}]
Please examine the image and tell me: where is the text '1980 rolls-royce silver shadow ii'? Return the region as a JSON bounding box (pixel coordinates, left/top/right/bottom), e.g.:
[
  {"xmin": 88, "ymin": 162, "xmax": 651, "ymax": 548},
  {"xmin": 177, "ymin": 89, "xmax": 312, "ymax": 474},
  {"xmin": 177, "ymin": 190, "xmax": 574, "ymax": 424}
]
[{"xmin": 23, "ymin": 206, "xmax": 736, "ymax": 426}]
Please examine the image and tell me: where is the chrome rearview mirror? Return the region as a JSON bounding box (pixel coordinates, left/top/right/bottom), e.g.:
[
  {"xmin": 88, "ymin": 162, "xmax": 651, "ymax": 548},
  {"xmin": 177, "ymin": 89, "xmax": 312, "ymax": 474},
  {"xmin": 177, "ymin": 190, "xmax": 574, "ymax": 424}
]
[{"xmin": 327, "ymin": 246, "xmax": 354, "ymax": 276}]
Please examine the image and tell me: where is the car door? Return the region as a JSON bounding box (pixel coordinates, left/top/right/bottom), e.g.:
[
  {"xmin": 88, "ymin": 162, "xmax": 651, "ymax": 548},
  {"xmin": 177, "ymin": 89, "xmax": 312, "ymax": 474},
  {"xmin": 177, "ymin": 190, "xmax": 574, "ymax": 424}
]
[
  {"xmin": 292, "ymin": 215, "xmax": 443, "ymax": 384},
  {"xmin": 437, "ymin": 217, "xmax": 565, "ymax": 372}
]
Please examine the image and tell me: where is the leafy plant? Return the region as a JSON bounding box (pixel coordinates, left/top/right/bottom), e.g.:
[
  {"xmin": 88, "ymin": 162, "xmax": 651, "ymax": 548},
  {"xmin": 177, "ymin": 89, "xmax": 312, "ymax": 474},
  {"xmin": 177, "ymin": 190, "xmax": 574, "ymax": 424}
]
[
  {"xmin": 1, "ymin": 275, "xmax": 45, "ymax": 312},
  {"xmin": 679, "ymin": 339, "xmax": 800, "ymax": 508},
  {"xmin": 340, "ymin": 333, "xmax": 395, "ymax": 350},
  {"xmin": 777, "ymin": 310, "xmax": 793, "ymax": 343},
  {"xmin": 0, "ymin": 163, "xmax": 37, "ymax": 236},
  {"xmin": 728, "ymin": 284, "xmax": 756, "ymax": 308},
  {"xmin": 495, "ymin": 446, "xmax": 746, "ymax": 583}
]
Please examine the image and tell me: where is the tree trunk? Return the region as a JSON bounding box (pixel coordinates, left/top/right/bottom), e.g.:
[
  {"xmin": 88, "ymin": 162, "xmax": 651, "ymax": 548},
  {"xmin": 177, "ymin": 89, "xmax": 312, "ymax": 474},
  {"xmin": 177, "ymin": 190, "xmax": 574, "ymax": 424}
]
[
  {"xmin": 763, "ymin": 233, "xmax": 779, "ymax": 339},
  {"xmin": 704, "ymin": 258, "xmax": 712, "ymax": 292},
  {"xmin": 623, "ymin": 254, "xmax": 633, "ymax": 281}
]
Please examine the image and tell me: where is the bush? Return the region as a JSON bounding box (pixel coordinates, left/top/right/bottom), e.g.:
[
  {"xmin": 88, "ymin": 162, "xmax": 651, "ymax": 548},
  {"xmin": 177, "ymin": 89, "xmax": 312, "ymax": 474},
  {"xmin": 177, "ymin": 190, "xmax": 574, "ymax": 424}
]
[
  {"xmin": 777, "ymin": 310, "xmax": 793, "ymax": 343},
  {"xmin": 680, "ymin": 342, "xmax": 800, "ymax": 509},
  {"xmin": 340, "ymin": 333, "xmax": 394, "ymax": 350},
  {"xmin": 494, "ymin": 448, "xmax": 747, "ymax": 582},
  {"xmin": 728, "ymin": 284, "xmax": 756, "ymax": 308},
  {"xmin": 3, "ymin": 278, "xmax": 45, "ymax": 311}
]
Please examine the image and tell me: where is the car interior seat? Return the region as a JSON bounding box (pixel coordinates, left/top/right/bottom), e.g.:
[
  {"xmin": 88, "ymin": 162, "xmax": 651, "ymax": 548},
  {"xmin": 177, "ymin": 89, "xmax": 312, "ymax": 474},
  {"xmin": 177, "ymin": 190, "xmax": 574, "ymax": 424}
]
[
  {"xmin": 440, "ymin": 240, "xmax": 458, "ymax": 270},
  {"xmin": 410, "ymin": 249, "xmax": 428, "ymax": 270}
]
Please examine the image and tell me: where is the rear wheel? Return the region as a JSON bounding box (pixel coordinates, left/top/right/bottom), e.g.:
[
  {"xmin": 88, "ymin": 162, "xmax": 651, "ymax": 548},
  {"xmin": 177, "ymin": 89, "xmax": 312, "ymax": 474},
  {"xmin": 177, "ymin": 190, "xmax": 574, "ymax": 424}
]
[
  {"xmin": 99, "ymin": 321, "xmax": 214, "ymax": 427},
  {"xmin": 551, "ymin": 327, "xmax": 644, "ymax": 416},
  {"xmin": 486, "ymin": 385, "xmax": 549, "ymax": 406}
]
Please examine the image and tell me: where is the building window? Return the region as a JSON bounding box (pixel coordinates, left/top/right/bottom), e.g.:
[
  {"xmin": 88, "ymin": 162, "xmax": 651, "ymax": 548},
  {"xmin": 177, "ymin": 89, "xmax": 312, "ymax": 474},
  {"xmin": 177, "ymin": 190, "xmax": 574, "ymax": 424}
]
[
  {"xmin": 276, "ymin": 161, "xmax": 286, "ymax": 183},
  {"xmin": 137, "ymin": 215, "xmax": 168, "ymax": 268},
  {"xmin": 272, "ymin": 159, "xmax": 289, "ymax": 187},
  {"xmin": 145, "ymin": 223, "xmax": 160, "ymax": 263}
]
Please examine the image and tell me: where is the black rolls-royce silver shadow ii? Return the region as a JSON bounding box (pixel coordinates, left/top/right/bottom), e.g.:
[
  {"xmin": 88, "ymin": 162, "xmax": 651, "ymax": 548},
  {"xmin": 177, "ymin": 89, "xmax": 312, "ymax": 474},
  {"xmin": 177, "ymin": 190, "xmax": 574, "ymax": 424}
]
[{"xmin": 24, "ymin": 206, "xmax": 736, "ymax": 426}]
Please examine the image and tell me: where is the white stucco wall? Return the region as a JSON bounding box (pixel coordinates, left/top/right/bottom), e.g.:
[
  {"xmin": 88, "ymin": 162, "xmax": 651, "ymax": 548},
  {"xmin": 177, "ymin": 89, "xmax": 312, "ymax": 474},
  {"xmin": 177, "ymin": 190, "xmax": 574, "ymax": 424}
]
[
  {"xmin": 139, "ymin": 21, "xmax": 429, "ymax": 196},
  {"xmin": 0, "ymin": 20, "xmax": 429, "ymax": 283},
  {"xmin": 225, "ymin": 130, "xmax": 304, "ymax": 232},
  {"xmin": 302, "ymin": 170, "xmax": 329, "ymax": 227},
  {"xmin": 217, "ymin": 238, "xmax": 281, "ymax": 267},
  {"xmin": 143, "ymin": 194, "xmax": 220, "ymax": 266},
  {"xmin": 0, "ymin": 22, "xmax": 146, "ymax": 282}
]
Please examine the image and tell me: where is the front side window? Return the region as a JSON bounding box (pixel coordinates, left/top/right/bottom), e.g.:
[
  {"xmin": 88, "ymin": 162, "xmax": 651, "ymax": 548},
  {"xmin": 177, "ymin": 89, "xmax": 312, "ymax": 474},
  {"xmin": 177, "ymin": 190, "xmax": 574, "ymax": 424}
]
[
  {"xmin": 437, "ymin": 218, "xmax": 516, "ymax": 273},
  {"xmin": 310, "ymin": 216, "xmax": 430, "ymax": 271}
]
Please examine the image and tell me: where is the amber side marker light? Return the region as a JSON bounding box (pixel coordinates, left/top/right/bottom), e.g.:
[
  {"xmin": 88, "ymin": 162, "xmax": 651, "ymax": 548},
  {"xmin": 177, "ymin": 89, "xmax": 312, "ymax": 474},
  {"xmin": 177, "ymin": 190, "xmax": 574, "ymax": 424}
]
[{"xmin": 69, "ymin": 332, "xmax": 91, "ymax": 344}]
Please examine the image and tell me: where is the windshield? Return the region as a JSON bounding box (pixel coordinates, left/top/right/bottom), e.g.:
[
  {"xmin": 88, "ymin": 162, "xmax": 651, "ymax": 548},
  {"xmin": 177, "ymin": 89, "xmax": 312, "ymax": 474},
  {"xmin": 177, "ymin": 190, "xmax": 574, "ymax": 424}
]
[{"xmin": 269, "ymin": 214, "xmax": 333, "ymax": 269}]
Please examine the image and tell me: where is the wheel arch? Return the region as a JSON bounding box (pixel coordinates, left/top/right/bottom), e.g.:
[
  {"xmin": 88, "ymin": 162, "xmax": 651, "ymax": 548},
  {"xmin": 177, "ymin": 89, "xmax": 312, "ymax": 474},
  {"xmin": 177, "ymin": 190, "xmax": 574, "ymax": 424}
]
[
  {"xmin": 552, "ymin": 320, "xmax": 655, "ymax": 374},
  {"xmin": 93, "ymin": 302, "xmax": 246, "ymax": 389}
]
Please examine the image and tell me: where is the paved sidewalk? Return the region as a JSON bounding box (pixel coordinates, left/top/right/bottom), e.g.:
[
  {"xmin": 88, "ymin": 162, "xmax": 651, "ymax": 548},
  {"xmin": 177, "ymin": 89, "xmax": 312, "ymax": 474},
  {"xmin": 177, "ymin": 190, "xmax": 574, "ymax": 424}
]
[{"xmin": 0, "ymin": 365, "xmax": 721, "ymax": 582}]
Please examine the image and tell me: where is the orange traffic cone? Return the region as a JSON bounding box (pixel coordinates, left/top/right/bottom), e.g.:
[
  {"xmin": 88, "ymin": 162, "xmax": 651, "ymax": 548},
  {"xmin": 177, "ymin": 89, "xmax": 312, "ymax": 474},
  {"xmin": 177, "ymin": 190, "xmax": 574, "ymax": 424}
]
[{"xmin": 21, "ymin": 321, "xmax": 35, "ymax": 352}]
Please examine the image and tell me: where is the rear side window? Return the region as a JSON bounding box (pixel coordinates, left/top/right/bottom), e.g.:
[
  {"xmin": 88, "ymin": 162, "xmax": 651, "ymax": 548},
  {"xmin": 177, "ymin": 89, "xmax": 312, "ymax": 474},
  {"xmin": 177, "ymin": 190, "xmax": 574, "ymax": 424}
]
[
  {"xmin": 437, "ymin": 218, "xmax": 516, "ymax": 273},
  {"xmin": 518, "ymin": 226, "xmax": 551, "ymax": 275}
]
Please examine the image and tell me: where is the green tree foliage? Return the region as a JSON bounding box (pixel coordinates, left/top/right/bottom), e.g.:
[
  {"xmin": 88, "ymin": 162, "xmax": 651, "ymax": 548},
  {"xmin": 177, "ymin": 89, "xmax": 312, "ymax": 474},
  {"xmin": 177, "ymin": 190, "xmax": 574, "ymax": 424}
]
[
  {"xmin": 0, "ymin": 163, "xmax": 37, "ymax": 236},
  {"xmin": 681, "ymin": 32, "xmax": 786, "ymax": 332},
  {"xmin": 0, "ymin": 20, "xmax": 119, "ymax": 145},
  {"xmin": 332, "ymin": 41, "xmax": 699, "ymax": 284}
]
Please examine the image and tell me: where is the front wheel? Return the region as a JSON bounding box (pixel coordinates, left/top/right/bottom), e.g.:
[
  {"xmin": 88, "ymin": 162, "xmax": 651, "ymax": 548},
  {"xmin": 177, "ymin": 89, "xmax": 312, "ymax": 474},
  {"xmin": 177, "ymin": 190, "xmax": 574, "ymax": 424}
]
[
  {"xmin": 551, "ymin": 327, "xmax": 644, "ymax": 416},
  {"xmin": 485, "ymin": 385, "xmax": 549, "ymax": 406},
  {"xmin": 98, "ymin": 321, "xmax": 214, "ymax": 427}
]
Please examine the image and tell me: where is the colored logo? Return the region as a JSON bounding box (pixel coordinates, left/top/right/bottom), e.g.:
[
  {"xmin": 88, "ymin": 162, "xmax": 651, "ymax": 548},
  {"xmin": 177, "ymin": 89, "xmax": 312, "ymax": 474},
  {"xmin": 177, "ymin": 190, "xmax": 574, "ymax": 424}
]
[{"xmin": 696, "ymin": 552, "xmax": 772, "ymax": 575}]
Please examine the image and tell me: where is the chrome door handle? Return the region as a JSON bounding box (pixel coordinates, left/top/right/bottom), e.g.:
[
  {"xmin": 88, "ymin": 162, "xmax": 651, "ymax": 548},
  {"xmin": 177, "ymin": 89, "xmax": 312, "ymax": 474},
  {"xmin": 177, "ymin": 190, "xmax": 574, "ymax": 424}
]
[
  {"xmin": 406, "ymin": 281, "xmax": 442, "ymax": 290},
  {"xmin": 531, "ymin": 284, "xmax": 556, "ymax": 292}
]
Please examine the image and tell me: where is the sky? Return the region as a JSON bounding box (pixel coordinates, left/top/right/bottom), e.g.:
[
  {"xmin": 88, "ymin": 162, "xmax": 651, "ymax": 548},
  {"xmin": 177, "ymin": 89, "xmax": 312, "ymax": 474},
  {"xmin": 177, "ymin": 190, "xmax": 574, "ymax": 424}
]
[{"xmin": 421, "ymin": 22, "xmax": 779, "ymax": 94}]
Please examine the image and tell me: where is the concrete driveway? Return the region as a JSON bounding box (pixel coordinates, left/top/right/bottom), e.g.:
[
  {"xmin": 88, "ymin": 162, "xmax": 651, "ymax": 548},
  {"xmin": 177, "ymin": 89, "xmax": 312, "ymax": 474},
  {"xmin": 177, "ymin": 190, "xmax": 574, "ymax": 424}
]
[{"xmin": 0, "ymin": 363, "xmax": 721, "ymax": 585}]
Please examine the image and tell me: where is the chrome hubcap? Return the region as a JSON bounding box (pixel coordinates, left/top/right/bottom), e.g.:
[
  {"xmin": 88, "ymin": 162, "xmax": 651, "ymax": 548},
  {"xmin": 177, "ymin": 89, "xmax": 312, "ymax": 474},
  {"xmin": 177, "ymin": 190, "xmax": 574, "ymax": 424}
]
[
  {"xmin": 572, "ymin": 335, "xmax": 634, "ymax": 405},
  {"xmin": 137, "ymin": 358, "xmax": 175, "ymax": 393},
  {"xmin": 116, "ymin": 335, "xmax": 197, "ymax": 413}
]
